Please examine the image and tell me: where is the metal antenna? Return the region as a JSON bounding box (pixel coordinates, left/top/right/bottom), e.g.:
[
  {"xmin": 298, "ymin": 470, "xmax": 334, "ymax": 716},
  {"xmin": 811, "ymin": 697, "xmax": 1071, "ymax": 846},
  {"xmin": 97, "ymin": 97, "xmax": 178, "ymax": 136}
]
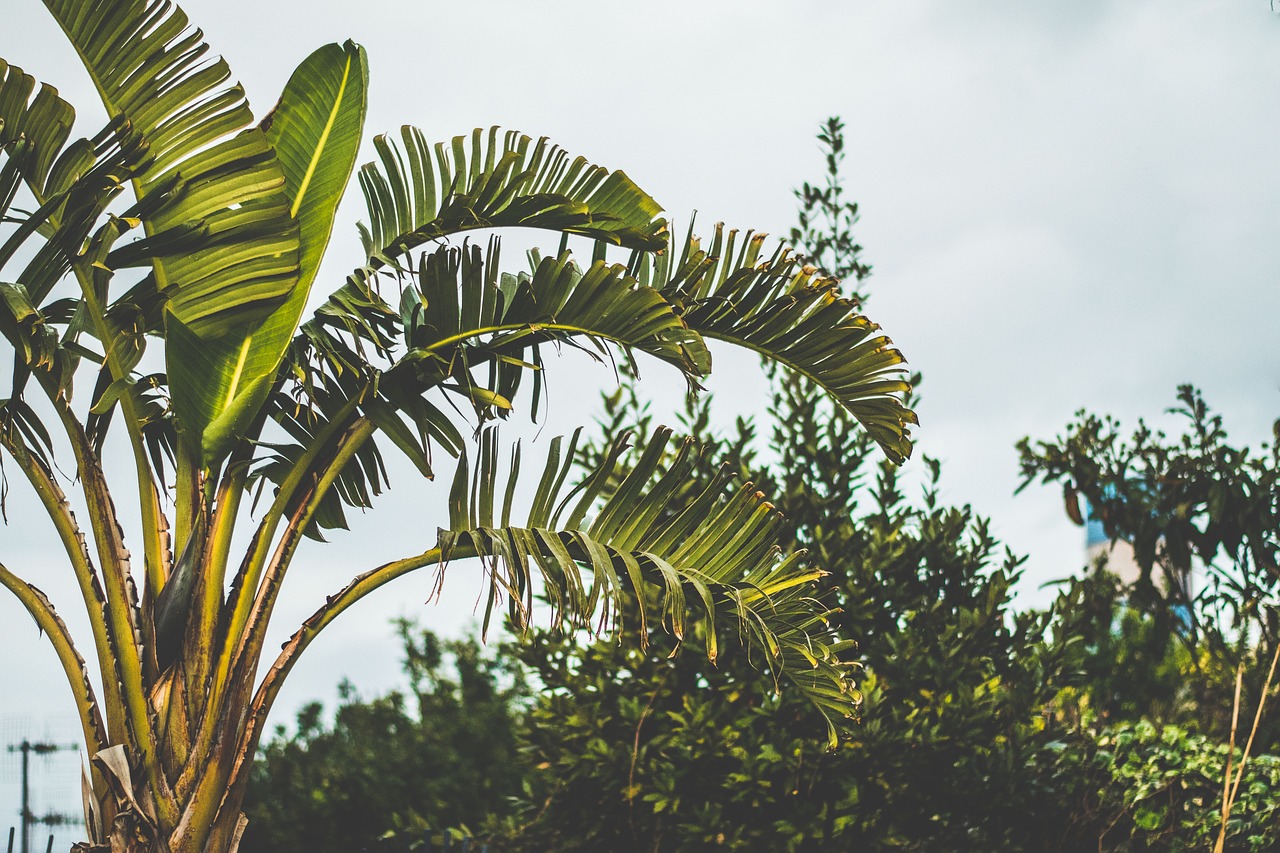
[{"xmin": 5, "ymin": 741, "xmax": 78, "ymax": 853}]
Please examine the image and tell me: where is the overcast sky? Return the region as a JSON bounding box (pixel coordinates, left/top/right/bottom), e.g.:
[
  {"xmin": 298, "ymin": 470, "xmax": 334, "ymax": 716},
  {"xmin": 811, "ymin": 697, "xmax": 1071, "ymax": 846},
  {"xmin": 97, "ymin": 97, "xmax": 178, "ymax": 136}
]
[{"xmin": 4, "ymin": 0, "xmax": 1280, "ymax": 835}]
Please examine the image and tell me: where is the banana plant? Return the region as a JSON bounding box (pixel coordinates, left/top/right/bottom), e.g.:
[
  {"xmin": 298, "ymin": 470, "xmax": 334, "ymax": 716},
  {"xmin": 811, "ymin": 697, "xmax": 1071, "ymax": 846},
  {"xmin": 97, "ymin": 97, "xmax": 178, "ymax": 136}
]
[{"xmin": 0, "ymin": 2, "xmax": 916, "ymax": 851}]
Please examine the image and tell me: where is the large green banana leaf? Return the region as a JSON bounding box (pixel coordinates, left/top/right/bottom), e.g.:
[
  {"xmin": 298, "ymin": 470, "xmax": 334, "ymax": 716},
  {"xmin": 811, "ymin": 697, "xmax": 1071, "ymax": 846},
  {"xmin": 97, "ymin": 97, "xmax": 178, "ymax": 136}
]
[
  {"xmin": 167, "ymin": 38, "xmax": 366, "ymax": 463},
  {"xmin": 41, "ymin": 0, "xmax": 309, "ymax": 464}
]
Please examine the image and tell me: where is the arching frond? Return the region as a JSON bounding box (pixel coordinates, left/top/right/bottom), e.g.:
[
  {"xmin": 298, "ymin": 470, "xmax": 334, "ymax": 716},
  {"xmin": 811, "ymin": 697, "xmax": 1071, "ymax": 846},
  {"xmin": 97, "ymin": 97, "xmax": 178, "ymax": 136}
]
[
  {"xmin": 391, "ymin": 239, "xmax": 708, "ymax": 417},
  {"xmin": 440, "ymin": 426, "xmax": 859, "ymax": 741},
  {"xmin": 356, "ymin": 126, "xmax": 667, "ymax": 274},
  {"xmin": 632, "ymin": 223, "xmax": 916, "ymax": 463},
  {"xmin": 264, "ymin": 235, "xmax": 711, "ymax": 534}
]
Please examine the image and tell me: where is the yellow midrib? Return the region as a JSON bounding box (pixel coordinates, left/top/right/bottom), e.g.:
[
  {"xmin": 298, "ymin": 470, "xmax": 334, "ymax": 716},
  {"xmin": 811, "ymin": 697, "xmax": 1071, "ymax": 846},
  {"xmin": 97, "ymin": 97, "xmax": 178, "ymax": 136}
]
[
  {"xmin": 222, "ymin": 50, "xmax": 353, "ymax": 414},
  {"xmin": 223, "ymin": 335, "xmax": 253, "ymax": 408},
  {"xmin": 290, "ymin": 54, "xmax": 353, "ymax": 218}
]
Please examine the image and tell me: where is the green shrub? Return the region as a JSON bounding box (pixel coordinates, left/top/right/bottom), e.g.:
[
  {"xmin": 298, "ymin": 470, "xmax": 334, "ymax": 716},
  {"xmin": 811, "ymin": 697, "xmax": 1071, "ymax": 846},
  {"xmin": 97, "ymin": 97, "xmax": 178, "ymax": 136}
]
[{"xmin": 1041, "ymin": 721, "xmax": 1280, "ymax": 852}]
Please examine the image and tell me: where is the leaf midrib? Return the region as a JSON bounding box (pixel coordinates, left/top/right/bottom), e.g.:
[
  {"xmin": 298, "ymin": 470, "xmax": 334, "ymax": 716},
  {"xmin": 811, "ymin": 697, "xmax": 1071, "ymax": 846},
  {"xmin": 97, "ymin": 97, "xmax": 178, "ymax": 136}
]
[{"xmin": 289, "ymin": 52, "xmax": 352, "ymax": 219}]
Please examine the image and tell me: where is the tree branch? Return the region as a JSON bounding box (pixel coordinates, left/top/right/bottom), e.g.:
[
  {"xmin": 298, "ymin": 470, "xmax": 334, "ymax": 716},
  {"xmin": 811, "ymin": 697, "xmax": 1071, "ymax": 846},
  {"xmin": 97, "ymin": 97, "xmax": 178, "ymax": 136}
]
[
  {"xmin": 218, "ymin": 390, "xmax": 366, "ymax": 677},
  {"xmin": 62, "ymin": 417, "xmax": 176, "ymax": 825},
  {"xmin": 71, "ymin": 250, "xmax": 169, "ymax": 610},
  {"xmin": 254, "ymin": 544, "xmax": 457, "ymax": 726},
  {"xmin": 235, "ymin": 416, "xmax": 379, "ymax": 678},
  {"xmin": 183, "ymin": 460, "xmax": 246, "ymax": 721}
]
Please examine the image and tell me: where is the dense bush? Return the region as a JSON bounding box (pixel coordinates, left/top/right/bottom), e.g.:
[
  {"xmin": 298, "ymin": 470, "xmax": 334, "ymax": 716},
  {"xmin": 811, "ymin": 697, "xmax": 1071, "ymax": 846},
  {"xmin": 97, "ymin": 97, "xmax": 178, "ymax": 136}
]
[
  {"xmin": 498, "ymin": 365, "xmax": 1078, "ymax": 851},
  {"xmin": 1039, "ymin": 721, "xmax": 1280, "ymax": 852},
  {"xmin": 242, "ymin": 622, "xmax": 529, "ymax": 852}
]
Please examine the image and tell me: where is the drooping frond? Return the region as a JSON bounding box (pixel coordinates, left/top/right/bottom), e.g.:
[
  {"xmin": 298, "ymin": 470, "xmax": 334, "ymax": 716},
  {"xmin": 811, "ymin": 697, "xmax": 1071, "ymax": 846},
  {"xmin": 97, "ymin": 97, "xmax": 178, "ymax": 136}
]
[
  {"xmin": 356, "ymin": 126, "xmax": 667, "ymax": 274},
  {"xmin": 253, "ymin": 279, "xmax": 421, "ymax": 538},
  {"xmin": 440, "ymin": 426, "xmax": 859, "ymax": 741},
  {"xmin": 390, "ymin": 239, "xmax": 708, "ymax": 416},
  {"xmin": 1, "ymin": 116, "xmax": 159, "ymax": 313},
  {"xmin": 632, "ymin": 223, "xmax": 916, "ymax": 463},
  {"xmin": 0, "ymin": 282, "xmax": 63, "ymax": 383}
]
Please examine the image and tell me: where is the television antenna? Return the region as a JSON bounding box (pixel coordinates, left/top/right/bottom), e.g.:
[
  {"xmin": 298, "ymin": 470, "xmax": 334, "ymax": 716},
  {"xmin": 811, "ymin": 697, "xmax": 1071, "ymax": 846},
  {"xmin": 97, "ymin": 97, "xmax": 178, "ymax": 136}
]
[{"xmin": 5, "ymin": 740, "xmax": 79, "ymax": 853}]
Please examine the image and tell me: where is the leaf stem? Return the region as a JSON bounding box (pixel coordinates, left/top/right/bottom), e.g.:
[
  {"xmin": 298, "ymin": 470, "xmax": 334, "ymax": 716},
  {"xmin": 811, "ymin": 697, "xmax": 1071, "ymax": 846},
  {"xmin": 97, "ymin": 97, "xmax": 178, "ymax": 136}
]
[
  {"xmin": 0, "ymin": 427, "xmax": 122, "ymax": 740},
  {"xmin": 0, "ymin": 561, "xmax": 107, "ymax": 756}
]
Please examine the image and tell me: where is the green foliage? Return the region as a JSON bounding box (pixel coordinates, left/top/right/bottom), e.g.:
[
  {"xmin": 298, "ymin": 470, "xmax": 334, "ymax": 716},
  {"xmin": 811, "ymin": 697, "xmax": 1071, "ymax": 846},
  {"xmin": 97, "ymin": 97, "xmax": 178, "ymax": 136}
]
[
  {"xmin": 501, "ymin": 378, "xmax": 1074, "ymax": 851},
  {"xmin": 508, "ymin": 631, "xmax": 842, "ymax": 852},
  {"xmin": 1039, "ymin": 721, "xmax": 1280, "ymax": 852},
  {"xmin": 242, "ymin": 622, "xmax": 530, "ymax": 852},
  {"xmin": 495, "ymin": 120, "xmax": 1074, "ymax": 851},
  {"xmin": 1020, "ymin": 387, "xmax": 1280, "ymax": 745},
  {"xmin": 240, "ymin": 116, "xmax": 1280, "ymax": 852},
  {"xmin": 1019, "ymin": 385, "xmax": 1280, "ymax": 641},
  {"xmin": 3, "ymin": 6, "xmax": 914, "ymax": 848},
  {"xmin": 790, "ymin": 116, "xmax": 872, "ymax": 290},
  {"xmin": 1048, "ymin": 568, "xmax": 1210, "ymax": 734},
  {"xmin": 1018, "ymin": 372, "xmax": 1280, "ymax": 852}
]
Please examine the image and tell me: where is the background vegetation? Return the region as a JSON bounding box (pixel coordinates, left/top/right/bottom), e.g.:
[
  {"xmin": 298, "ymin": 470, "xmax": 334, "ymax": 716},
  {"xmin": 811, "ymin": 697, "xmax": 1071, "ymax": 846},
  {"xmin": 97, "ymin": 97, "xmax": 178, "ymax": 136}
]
[{"xmin": 243, "ymin": 120, "xmax": 1280, "ymax": 853}]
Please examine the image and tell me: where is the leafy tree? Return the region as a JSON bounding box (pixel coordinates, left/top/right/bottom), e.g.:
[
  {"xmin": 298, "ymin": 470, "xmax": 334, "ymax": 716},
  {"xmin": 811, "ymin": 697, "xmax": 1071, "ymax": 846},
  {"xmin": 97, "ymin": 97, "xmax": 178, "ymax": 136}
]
[
  {"xmin": 1018, "ymin": 381, "xmax": 1280, "ymax": 851},
  {"xmin": 242, "ymin": 622, "xmax": 529, "ymax": 852},
  {"xmin": 0, "ymin": 6, "xmax": 914, "ymax": 852},
  {"xmin": 790, "ymin": 117, "xmax": 873, "ymax": 293},
  {"xmin": 1049, "ymin": 571, "xmax": 1198, "ymax": 731},
  {"xmin": 1020, "ymin": 387, "xmax": 1280, "ymax": 743},
  {"xmin": 499, "ymin": 120, "xmax": 1077, "ymax": 852}
]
